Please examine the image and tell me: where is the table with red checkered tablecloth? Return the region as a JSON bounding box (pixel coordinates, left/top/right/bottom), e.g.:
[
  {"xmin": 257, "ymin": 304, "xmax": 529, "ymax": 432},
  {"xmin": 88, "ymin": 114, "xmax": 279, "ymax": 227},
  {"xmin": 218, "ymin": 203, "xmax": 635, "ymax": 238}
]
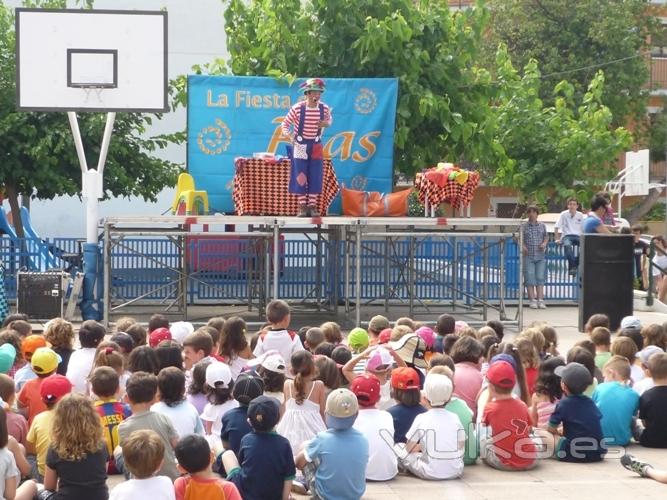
[
  {"xmin": 415, "ymin": 170, "xmax": 480, "ymax": 210},
  {"xmin": 232, "ymin": 158, "xmax": 339, "ymax": 216}
]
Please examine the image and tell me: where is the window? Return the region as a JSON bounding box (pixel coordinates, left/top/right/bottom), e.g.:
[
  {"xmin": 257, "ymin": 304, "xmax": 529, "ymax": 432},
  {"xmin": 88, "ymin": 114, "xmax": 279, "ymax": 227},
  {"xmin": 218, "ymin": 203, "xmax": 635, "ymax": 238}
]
[{"xmin": 651, "ymin": 21, "xmax": 667, "ymax": 57}]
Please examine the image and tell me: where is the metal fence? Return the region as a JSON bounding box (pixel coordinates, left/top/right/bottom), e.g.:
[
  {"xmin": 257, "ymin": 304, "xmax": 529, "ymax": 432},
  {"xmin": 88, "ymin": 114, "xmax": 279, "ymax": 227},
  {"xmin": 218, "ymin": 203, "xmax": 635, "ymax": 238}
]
[{"xmin": 0, "ymin": 235, "xmax": 579, "ymax": 304}]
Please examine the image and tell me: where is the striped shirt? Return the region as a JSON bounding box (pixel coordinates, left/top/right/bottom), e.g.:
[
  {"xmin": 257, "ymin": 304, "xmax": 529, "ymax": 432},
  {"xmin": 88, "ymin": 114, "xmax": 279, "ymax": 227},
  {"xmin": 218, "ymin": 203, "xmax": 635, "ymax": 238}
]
[
  {"xmin": 536, "ymin": 400, "xmax": 557, "ymax": 428},
  {"xmin": 95, "ymin": 398, "xmax": 132, "ymax": 457},
  {"xmin": 281, "ymin": 102, "xmax": 332, "ymax": 140}
]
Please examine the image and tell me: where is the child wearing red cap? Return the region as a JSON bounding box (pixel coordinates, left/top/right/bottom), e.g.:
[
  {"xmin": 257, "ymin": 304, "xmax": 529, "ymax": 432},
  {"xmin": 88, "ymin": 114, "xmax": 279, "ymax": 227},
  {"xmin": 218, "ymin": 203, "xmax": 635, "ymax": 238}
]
[
  {"xmin": 350, "ymin": 373, "xmax": 397, "ymax": 481},
  {"xmin": 387, "ymin": 367, "xmax": 426, "ymax": 444},
  {"xmin": 148, "ymin": 328, "xmax": 172, "ymax": 349},
  {"xmin": 480, "ymin": 360, "xmax": 537, "ymax": 471},
  {"xmin": 26, "ymin": 374, "xmax": 72, "ymax": 481}
]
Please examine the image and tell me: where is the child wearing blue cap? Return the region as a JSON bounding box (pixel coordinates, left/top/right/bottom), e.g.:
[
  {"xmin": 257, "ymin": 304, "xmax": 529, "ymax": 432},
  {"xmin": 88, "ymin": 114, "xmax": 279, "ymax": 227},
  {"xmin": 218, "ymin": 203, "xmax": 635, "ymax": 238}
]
[{"xmin": 222, "ymin": 395, "xmax": 295, "ymax": 500}]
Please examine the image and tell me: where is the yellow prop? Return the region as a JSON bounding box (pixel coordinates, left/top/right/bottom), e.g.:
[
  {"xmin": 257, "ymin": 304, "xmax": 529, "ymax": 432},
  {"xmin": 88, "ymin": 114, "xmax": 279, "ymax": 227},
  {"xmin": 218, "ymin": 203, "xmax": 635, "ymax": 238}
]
[{"xmin": 170, "ymin": 173, "xmax": 210, "ymax": 215}]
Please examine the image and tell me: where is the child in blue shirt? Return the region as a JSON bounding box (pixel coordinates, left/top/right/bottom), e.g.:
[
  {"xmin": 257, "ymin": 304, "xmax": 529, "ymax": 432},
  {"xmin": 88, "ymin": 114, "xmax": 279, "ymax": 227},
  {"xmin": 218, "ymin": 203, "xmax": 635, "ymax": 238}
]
[
  {"xmin": 221, "ymin": 373, "xmax": 264, "ymax": 456},
  {"xmin": 548, "ymin": 362, "xmax": 606, "ymax": 462},
  {"xmin": 295, "ymin": 388, "xmax": 369, "ymax": 500},
  {"xmin": 592, "ymin": 355, "xmax": 639, "ymax": 446},
  {"xmin": 221, "ymin": 396, "xmax": 295, "ymax": 500},
  {"xmin": 387, "ymin": 367, "xmax": 426, "ymax": 443}
]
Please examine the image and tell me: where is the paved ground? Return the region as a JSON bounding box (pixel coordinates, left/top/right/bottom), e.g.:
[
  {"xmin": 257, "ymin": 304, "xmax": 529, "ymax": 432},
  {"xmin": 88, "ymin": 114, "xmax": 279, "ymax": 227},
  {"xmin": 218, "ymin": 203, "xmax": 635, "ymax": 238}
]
[{"xmin": 105, "ymin": 305, "xmax": 667, "ymax": 498}]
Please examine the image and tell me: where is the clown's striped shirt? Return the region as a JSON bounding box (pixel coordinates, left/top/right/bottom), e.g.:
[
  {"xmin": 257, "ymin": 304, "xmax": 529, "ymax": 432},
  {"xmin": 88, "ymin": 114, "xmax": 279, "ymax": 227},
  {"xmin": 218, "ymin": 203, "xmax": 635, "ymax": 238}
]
[{"xmin": 281, "ymin": 102, "xmax": 332, "ymax": 140}]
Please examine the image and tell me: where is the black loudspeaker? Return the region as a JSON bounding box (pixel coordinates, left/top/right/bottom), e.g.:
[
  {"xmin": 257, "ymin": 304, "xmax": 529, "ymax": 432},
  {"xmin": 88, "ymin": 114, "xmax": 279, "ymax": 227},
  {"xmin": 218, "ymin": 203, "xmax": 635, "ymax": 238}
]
[
  {"xmin": 578, "ymin": 234, "xmax": 634, "ymax": 332},
  {"xmin": 17, "ymin": 272, "xmax": 67, "ymax": 320}
]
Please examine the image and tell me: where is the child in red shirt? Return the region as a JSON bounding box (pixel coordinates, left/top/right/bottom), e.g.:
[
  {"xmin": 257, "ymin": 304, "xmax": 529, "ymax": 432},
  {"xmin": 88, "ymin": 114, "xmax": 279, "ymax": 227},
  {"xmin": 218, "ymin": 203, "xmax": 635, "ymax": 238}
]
[
  {"xmin": 481, "ymin": 360, "xmax": 538, "ymax": 471},
  {"xmin": 17, "ymin": 347, "xmax": 60, "ymax": 426}
]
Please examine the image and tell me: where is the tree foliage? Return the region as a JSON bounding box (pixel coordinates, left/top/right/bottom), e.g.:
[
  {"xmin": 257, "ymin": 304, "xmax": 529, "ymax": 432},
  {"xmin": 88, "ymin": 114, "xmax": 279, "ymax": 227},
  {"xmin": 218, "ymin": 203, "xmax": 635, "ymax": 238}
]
[
  {"xmin": 219, "ymin": 0, "xmax": 501, "ymax": 175},
  {"xmin": 173, "ymin": 0, "xmax": 635, "ymax": 208},
  {"xmin": 493, "ymin": 47, "xmax": 633, "ymax": 206},
  {"xmin": 485, "ymin": 0, "xmax": 655, "ymax": 128},
  {"xmin": 648, "ymin": 97, "xmax": 667, "ymax": 163},
  {"xmin": 0, "ymin": 0, "xmax": 182, "ymax": 237}
]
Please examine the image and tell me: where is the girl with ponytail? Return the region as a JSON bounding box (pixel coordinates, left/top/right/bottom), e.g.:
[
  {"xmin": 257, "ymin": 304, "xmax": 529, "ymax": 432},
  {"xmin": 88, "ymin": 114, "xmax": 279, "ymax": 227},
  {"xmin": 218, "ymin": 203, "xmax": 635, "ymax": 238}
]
[
  {"xmin": 275, "ymin": 350, "xmax": 326, "ymax": 455},
  {"xmin": 87, "ymin": 341, "xmax": 129, "ymax": 398}
]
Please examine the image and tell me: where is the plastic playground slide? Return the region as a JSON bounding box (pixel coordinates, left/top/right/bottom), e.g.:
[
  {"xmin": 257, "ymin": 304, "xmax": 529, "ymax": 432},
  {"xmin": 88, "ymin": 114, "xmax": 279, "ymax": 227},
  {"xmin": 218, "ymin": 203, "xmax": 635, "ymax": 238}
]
[{"xmin": 0, "ymin": 207, "xmax": 62, "ymax": 271}]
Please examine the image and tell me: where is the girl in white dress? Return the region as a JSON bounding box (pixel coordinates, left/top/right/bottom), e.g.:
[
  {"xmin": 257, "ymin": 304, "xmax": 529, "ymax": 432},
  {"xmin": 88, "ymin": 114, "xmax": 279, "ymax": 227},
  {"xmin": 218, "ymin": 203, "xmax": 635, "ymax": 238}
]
[{"xmin": 276, "ymin": 351, "xmax": 326, "ymax": 455}]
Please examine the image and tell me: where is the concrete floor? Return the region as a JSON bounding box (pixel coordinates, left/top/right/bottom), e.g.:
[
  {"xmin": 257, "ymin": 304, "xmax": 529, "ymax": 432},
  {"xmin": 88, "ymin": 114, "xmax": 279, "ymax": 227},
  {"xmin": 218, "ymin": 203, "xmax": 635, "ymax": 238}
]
[{"xmin": 105, "ymin": 305, "xmax": 667, "ymax": 498}]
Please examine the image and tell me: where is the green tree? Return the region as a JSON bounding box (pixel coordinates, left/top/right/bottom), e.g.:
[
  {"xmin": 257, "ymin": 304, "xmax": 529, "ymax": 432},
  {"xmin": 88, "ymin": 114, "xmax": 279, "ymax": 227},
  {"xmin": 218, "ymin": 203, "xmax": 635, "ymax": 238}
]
[
  {"xmin": 177, "ymin": 0, "xmax": 634, "ymax": 207},
  {"xmin": 622, "ymin": 98, "xmax": 667, "ymax": 223},
  {"xmin": 202, "ymin": 0, "xmax": 504, "ymax": 175},
  {"xmin": 485, "ymin": 0, "xmax": 655, "ymax": 128},
  {"xmin": 0, "ymin": 1, "xmax": 182, "ymax": 238},
  {"xmin": 493, "ymin": 46, "xmax": 633, "ymax": 207}
]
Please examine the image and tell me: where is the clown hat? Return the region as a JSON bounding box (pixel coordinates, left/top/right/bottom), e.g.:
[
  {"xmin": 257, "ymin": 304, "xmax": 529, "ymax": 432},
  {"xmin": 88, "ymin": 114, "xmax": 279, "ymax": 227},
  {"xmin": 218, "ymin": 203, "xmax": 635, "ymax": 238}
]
[{"xmin": 300, "ymin": 78, "xmax": 325, "ymax": 94}]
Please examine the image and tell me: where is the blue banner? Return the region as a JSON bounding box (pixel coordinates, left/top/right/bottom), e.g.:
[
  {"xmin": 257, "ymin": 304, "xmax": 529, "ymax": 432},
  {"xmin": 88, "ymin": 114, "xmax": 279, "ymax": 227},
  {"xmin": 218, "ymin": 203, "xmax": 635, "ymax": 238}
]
[{"xmin": 187, "ymin": 76, "xmax": 398, "ymax": 214}]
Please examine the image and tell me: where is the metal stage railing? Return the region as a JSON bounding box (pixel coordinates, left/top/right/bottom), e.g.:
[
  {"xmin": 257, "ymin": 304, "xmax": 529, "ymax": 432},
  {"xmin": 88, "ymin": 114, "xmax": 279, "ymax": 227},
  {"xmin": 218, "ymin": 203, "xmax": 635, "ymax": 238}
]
[{"xmin": 101, "ymin": 215, "xmax": 524, "ymax": 329}]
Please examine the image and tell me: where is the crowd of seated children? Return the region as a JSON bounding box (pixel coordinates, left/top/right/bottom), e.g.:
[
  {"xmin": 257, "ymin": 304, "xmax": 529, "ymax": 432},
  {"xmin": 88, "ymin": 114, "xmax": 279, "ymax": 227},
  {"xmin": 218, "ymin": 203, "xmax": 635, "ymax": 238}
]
[{"xmin": 0, "ymin": 304, "xmax": 665, "ymax": 499}]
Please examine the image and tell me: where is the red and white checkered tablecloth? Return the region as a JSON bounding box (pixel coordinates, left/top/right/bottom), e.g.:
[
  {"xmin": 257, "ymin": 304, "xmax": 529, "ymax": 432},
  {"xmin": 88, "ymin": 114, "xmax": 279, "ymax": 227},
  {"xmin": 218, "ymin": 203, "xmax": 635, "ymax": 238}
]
[
  {"xmin": 232, "ymin": 158, "xmax": 339, "ymax": 215},
  {"xmin": 415, "ymin": 170, "xmax": 480, "ymax": 210}
]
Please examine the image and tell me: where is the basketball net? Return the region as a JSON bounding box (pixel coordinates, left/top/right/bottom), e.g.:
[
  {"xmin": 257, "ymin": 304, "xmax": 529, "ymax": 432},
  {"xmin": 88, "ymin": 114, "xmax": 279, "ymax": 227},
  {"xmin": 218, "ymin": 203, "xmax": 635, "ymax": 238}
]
[{"xmin": 82, "ymin": 86, "xmax": 105, "ymax": 105}]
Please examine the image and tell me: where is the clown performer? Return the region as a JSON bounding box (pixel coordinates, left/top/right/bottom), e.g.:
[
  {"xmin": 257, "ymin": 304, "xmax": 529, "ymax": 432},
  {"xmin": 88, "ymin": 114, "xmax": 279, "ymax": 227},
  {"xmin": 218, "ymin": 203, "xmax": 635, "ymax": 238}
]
[{"xmin": 281, "ymin": 78, "xmax": 333, "ymax": 217}]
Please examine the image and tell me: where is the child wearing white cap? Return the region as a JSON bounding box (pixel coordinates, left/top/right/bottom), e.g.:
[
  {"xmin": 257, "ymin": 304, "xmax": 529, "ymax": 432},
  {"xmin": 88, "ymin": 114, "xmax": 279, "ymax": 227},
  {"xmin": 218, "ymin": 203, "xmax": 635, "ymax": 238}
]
[
  {"xmin": 168, "ymin": 321, "xmax": 193, "ymax": 345},
  {"xmin": 634, "ymin": 345, "xmax": 664, "ymax": 396},
  {"xmin": 200, "ymin": 362, "xmax": 238, "ymax": 453},
  {"xmin": 398, "ymin": 372, "xmax": 464, "ymax": 480},
  {"xmin": 248, "ymin": 350, "xmax": 287, "ymax": 404}
]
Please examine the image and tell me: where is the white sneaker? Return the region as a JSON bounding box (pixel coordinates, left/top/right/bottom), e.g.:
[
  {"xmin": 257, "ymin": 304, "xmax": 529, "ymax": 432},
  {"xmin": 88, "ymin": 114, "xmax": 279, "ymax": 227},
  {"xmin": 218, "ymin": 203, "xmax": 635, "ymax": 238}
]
[
  {"xmin": 529, "ymin": 300, "xmax": 538, "ymax": 309},
  {"xmin": 538, "ymin": 300, "xmax": 547, "ymax": 309}
]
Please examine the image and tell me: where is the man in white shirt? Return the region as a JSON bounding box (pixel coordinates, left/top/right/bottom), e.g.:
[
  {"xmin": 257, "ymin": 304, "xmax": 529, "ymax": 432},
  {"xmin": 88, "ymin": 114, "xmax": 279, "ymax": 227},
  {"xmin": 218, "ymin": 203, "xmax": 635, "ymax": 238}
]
[{"xmin": 555, "ymin": 197, "xmax": 584, "ymax": 276}]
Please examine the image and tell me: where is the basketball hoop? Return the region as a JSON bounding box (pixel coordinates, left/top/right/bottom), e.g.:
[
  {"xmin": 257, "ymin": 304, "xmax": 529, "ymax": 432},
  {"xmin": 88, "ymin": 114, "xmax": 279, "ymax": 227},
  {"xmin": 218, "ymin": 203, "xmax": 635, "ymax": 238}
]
[{"xmin": 15, "ymin": 9, "xmax": 167, "ymax": 112}]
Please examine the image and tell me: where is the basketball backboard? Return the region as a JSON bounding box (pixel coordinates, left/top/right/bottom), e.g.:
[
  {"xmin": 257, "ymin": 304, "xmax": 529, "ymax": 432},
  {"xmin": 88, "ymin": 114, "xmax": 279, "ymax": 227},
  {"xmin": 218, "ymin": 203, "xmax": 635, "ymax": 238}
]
[
  {"xmin": 624, "ymin": 149, "xmax": 649, "ymax": 196},
  {"xmin": 16, "ymin": 9, "xmax": 167, "ymax": 112}
]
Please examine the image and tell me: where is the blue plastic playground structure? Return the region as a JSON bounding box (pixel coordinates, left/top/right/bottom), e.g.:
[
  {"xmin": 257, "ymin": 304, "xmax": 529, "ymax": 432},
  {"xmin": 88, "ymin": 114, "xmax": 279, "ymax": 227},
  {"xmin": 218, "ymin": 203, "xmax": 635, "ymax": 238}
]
[{"xmin": 0, "ymin": 207, "xmax": 63, "ymax": 271}]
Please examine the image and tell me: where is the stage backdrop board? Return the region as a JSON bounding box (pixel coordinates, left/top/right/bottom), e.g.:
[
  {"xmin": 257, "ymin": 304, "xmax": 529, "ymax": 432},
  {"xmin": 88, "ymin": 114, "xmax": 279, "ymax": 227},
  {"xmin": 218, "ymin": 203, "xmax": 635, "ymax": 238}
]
[{"xmin": 187, "ymin": 76, "xmax": 398, "ymax": 214}]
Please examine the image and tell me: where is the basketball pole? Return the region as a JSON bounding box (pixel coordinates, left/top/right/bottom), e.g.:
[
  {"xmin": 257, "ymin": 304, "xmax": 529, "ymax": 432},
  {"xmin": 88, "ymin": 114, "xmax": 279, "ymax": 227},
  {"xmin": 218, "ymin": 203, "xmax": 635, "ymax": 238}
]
[{"xmin": 67, "ymin": 111, "xmax": 116, "ymax": 321}]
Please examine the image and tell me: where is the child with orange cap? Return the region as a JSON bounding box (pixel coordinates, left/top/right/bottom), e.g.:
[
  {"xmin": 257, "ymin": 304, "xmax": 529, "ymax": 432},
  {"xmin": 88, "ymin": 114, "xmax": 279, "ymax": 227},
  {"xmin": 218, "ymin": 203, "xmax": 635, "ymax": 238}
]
[
  {"xmin": 14, "ymin": 335, "xmax": 46, "ymax": 392},
  {"xmin": 387, "ymin": 367, "xmax": 426, "ymax": 443}
]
